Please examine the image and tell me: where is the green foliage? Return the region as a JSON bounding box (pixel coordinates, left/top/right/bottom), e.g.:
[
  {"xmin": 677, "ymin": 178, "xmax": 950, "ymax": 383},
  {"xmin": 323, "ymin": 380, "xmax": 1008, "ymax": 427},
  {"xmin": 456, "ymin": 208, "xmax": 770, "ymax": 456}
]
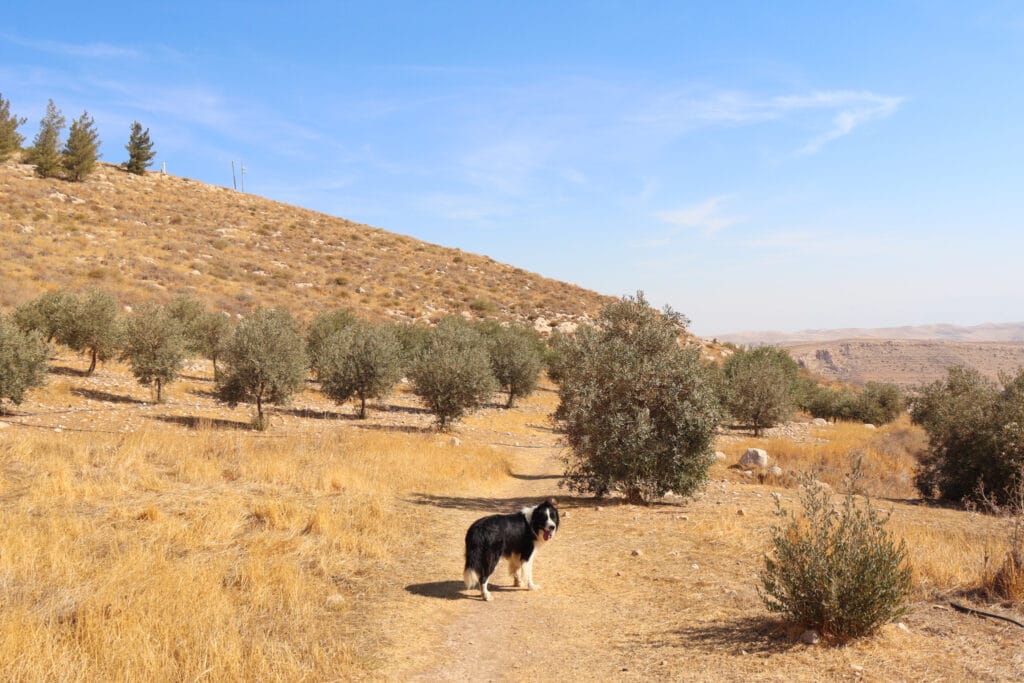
[
  {"xmin": 166, "ymin": 293, "xmax": 207, "ymax": 355},
  {"xmin": 543, "ymin": 329, "xmax": 576, "ymax": 385},
  {"xmin": 391, "ymin": 321, "xmax": 431, "ymax": 373},
  {"xmin": 481, "ymin": 323, "xmax": 543, "ymax": 408},
  {"xmin": 120, "ymin": 303, "xmax": 187, "ymax": 402},
  {"xmin": 13, "ymin": 290, "xmax": 75, "ymax": 343},
  {"xmin": 124, "ymin": 121, "xmax": 156, "ymax": 174},
  {"xmin": 760, "ymin": 471, "xmax": 912, "ymax": 641},
  {"xmin": 62, "ymin": 111, "xmax": 101, "ymax": 181},
  {"xmin": 556, "ymin": 292, "xmax": 721, "ymax": 503},
  {"xmin": 58, "ymin": 289, "xmax": 122, "ymax": 376},
  {"xmin": 216, "ymin": 308, "xmax": 307, "ymax": 428},
  {"xmin": 912, "ymin": 366, "xmax": 1024, "ymax": 506},
  {"xmin": 807, "ymin": 382, "xmax": 903, "ymax": 426},
  {"xmin": 0, "ymin": 314, "xmax": 49, "ymax": 411},
  {"xmin": 0, "ymin": 92, "xmax": 27, "ymax": 160},
  {"xmin": 194, "ymin": 311, "xmax": 235, "ymax": 381},
  {"xmin": 306, "ymin": 308, "xmax": 357, "ymax": 379},
  {"xmin": 722, "ymin": 345, "xmax": 802, "ymax": 436},
  {"xmin": 28, "ymin": 99, "xmax": 65, "ymax": 178},
  {"xmin": 318, "ymin": 320, "xmax": 403, "ymax": 418},
  {"xmin": 409, "ymin": 316, "xmax": 497, "ymax": 430}
]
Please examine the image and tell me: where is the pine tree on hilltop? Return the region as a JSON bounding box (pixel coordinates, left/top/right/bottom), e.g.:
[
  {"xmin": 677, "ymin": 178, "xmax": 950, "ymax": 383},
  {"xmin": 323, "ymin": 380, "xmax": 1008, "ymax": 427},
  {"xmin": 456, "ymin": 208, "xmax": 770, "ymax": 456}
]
[
  {"xmin": 124, "ymin": 120, "xmax": 155, "ymax": 174},
  {"xmin": 27, "ymin": 99, "xmax": 65, "ymax": 178},
  {"xmin": 0, "ymin": 92, "xmax": 27, "ymax": 161},
  {"xmin": 63, "ymin": 111, "xmax": 101, "ymax": 181}
]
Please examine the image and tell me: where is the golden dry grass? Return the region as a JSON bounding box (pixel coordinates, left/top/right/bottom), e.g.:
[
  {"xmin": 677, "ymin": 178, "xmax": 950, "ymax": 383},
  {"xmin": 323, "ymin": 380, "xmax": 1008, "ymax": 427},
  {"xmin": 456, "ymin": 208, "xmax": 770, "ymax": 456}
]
[{"xmin": 0, "ymin": 423, "xmax": 509, "ymax": 680}]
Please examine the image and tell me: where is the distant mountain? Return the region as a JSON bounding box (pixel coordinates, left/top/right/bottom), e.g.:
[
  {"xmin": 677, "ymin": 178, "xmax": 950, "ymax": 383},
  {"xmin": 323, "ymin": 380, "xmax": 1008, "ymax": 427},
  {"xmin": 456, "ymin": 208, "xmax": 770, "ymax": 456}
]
[{"xmin": 718, "ymin": 321, "xmax": 1024, "ymax": 346}]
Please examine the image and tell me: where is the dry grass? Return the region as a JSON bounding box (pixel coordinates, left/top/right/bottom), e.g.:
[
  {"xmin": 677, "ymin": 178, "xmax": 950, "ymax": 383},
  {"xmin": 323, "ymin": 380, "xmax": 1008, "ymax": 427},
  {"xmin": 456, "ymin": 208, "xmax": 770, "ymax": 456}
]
[
  {"xmin": 0, "ymin": 424, "xmax": 509, "ymax": 680},
  {"xmin": 717, "ymin": 416, "xmax": 925, "ymax": 499}
]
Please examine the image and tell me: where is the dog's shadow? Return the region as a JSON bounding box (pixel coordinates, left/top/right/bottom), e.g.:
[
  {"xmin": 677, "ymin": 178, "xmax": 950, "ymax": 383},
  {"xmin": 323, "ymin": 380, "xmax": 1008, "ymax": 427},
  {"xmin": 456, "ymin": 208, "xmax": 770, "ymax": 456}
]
[{"xmin": 404, "ymin": 580, "xmax": 514, "ymax": 601}]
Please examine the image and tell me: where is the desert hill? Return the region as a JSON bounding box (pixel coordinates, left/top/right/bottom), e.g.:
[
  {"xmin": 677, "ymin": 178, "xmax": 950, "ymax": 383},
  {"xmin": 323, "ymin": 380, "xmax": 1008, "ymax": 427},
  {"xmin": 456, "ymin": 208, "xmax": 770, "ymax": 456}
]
[
  {"xmin": 0, "ymin": 158, "xmax": 612, "ymax": 329},
  {"xmin": 719, "ymin": 321, "xmax": 1024, "ymax": 345},
  {"xmin": 786, "ymin": 338, "xmax": 1024, "ymax": 388}
]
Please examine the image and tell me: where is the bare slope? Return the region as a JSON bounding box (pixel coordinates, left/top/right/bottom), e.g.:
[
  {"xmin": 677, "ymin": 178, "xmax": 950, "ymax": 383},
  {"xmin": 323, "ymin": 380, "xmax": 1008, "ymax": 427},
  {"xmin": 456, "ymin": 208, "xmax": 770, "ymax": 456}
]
[
  {"xmin": 720, "ymin": 321, "xmax": 1024, "ymax": 345},
  {"xmin": 787, "ymin": 339, "xmax": 1024, "ymax": 387},
  {"xmin": 0, "ymin": 158, "xmax": 612, "ymax": 326}
]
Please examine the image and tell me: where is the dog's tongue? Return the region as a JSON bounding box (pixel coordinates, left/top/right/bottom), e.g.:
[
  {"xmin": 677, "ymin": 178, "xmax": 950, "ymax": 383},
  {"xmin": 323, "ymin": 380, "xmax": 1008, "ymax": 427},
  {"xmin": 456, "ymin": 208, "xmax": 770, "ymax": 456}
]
[{"xmin": 543, "ymin": 530, "xmax": 552, "ymax": 541}]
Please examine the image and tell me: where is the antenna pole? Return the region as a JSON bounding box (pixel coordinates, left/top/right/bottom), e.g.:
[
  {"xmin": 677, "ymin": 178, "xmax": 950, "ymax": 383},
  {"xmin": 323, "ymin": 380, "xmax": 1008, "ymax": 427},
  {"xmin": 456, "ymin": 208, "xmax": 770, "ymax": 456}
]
[
  {"xmin": 240, "ymin": 160, "xmax": 246, "ymax": 193},
  {"xmin": 231, "ymin": 160, "xmax": 237, "ymax": 190}
]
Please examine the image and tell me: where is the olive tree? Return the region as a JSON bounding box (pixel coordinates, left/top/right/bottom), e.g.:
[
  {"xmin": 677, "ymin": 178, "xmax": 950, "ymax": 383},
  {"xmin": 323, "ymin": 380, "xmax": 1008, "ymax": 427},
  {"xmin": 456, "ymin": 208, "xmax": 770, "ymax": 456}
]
[
  {"xmin": 59, "ymin": 289, "xmax": 122, "ymax": 375},
  {"xmin": 409, "ymin": 316, "xmax": 496, "ymax": 430},
  {"xmin": 481, "ymin": 322, "xmax": 544, "ymax": 408},
  {"xmin": 722, "ymin": 345, "xmax": 802, "ymax": 436},
  {"xmin": 0, "ymin": 314, "xmax": 49, "ymax": 412},
  {"xmin": 318, "ymin": 320, "xmax": 403, "ymax": 418},
  {"xmin": 121, "ymin": 303, "xmax": 187, "ymax": 402},
  {"xmin": 556, "ymin": 292, "xmax": 722, "ymax": 503},
  {"xmin": 216, "ymin": 308, "xmax": 307, "ymax": 430}
]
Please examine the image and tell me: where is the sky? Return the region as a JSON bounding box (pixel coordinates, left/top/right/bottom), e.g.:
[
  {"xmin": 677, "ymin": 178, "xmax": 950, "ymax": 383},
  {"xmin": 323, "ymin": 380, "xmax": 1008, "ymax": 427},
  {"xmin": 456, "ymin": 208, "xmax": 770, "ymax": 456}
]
[{"xmin": 2, "ymin": 2, "xmax": 1023, "ymax": 336}]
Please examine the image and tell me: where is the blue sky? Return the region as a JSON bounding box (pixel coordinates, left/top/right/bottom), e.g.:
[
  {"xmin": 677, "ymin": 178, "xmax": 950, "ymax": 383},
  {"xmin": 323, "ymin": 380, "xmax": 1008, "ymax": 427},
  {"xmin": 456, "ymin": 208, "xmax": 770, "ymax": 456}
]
[{"xmin": 3, "ymin": 2, "xmax": 1023, "ymax": 335}]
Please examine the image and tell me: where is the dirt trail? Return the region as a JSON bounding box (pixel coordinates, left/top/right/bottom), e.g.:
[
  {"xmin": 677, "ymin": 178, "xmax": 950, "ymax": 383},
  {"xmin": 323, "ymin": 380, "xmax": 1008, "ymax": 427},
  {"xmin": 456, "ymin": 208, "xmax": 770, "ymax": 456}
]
[{"xmin": 376, "ymin": 433, "xmax": 1024, "ymax": 682}]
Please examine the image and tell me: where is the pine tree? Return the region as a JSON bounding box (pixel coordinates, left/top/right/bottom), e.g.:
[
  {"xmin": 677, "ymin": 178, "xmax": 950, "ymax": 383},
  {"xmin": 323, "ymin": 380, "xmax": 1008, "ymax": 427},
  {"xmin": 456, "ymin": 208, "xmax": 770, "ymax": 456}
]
[
  {"xmin": 124, "ymin": 120, "xmax": 156, "ymax": 174},
  {"xmin": 63, "ymin": 111, "xmax": 101, "ymax": 181},
  {"xmin": 27, "ymin": 99, "xmax": 65, "ymax": 178},
  {"xmin": 0, "ymin": 92, "xmax": 27, "ymax": 161}
]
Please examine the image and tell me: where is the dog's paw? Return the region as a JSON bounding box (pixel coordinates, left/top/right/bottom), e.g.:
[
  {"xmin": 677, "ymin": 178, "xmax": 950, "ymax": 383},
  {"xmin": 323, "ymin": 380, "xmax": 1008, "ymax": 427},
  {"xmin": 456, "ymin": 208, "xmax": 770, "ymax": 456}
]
[
  {"xmin": 483, "ymin": 592, "xmax": 493, "ymax": 602},
  {"xmin": 528, "ymin": 583, "xmax": 541, "ymax": 591}
]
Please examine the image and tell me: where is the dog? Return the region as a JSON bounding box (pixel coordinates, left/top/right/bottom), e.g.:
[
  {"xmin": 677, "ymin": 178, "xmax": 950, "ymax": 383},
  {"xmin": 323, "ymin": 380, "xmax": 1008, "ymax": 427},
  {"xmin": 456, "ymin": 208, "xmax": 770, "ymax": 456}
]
[{"xmin": 463, "ymin": 498, "xmax": 559, "ymax": 601}]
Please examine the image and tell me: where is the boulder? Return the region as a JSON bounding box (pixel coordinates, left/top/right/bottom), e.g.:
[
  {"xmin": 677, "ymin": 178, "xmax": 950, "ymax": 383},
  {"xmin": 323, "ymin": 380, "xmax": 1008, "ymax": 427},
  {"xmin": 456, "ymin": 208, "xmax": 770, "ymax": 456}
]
[
  {"xmin": 713, "ymin": 451, "xmax": 727, "ymax": 461},
  {"xmin": 812, "ymin": 417, "xmax": 828, "ymax": 427},
  {"xmin": 864, "ymin": 423, "xmax": 876, "ymax": 430},
  {"xmin": 739, "ymin": 448, "xmax": 770, "ymax": 468}
]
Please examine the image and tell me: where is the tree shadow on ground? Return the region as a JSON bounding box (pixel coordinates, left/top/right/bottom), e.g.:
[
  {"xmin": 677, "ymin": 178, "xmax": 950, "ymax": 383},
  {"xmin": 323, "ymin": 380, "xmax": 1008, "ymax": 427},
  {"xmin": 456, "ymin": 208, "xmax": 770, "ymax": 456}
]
[
  {"xmin": 71, "ymin": 388, "xmax": 147, "ymax": 405},
  {"xmin": 375, "ymin": 403, "xmax": 432, "ymax": 416},
  {"xmin": 355, "ymin": 423, "xmax": 435, "ymax": 435},
  {"xmin": 640, "ymin": 616, "xmax": 798, "ymax": 656},
  {"xmin": 189, "ymin": 388, "xmax": 220, "ymax": 400},
  {"xmin": 49, "ymin": 365, "xmax": 85, "ymax": 377},
  {"xmin": 404, "ymin": 580, "xmax": 479, "ymax": 601},
  {"xmin": 509, "ymin": 472, "xmax": 562, "ymax": 481},
  {"xmin": 280, "ymin": 407, "xmax": 357, "ymax": 421},
  {"xmin": 152, "ymin": 414, "xmax": 252, "ymax": 431}
]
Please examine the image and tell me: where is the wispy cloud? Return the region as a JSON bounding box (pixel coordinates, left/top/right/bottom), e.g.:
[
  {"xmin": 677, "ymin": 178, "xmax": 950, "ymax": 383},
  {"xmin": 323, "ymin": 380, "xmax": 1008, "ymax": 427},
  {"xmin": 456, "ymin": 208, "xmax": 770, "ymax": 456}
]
[
  {"xmin": 657, "ymin": 195, "xmax": 740, "ymax": 233},
  {"xmin": 1, "ymin": 33, "xmax": 140, "ymax": 59}
]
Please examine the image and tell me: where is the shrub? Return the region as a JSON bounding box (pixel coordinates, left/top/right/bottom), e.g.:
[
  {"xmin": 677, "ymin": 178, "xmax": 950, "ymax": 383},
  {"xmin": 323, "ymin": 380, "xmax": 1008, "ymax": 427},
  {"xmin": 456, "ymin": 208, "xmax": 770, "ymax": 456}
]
[
  {"xmin": 722, "ymin": 345, "xmax": 801, "ymax": 436},
  {"xmin": 318, "ymin": 321, "xmax": 403, "ymax": 418},
  {"xmin": 760, "ymin": 470, "xmax": 912, "ymax": 641},
  {"xmin": 166, "ymin": 292, "xmax": 207, "ymax": 355},
  {"xmin": 120, "ymin": 303, "xmax": 187, "ymax": 402},
  {"xmin": 194, "ymin": 310, "xmax": 235, "ymax": 381},
  {"xmin": 216, "ymin": 308, "xmax": 307, "ymax": 429},
  {"xmin": 0, "ymin": 314, "xmax": 49, "ymax": 412},
  {"xmin": 911, "ymin": 365, "xmax": 1024, "ymax": 506},
  {"xmin": 409, "ymin": 317, "xmax": 496, "ymax": 429},
  {"xmin": 391, "ymin": 321, "xmax": 431, "ymax": 374},
  {"xmin": 13, "ymin": 290, "xmax": 75, "ymax": 343},
  {"xmin": 556, "ymin": 292, "xmax": 721, "ymax": 503},
  {"xmin": 306, "ymin": 308, "xmax": 357, "ymax": 379},
  {"xmin": 544, "ymin": 329, "xmax": 577, "ymax": 385},
  {"xmin": 855, "ymin": 382, "xmax": 904, "ymax": 425}
]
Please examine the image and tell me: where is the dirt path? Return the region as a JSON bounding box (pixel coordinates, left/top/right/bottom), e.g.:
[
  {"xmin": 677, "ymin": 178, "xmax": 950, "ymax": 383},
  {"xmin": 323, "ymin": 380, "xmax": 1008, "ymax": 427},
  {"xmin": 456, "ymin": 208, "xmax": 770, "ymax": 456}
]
[{"xmin": 372, "ymin": 416, "xmax": 1024, "ymax": 682}]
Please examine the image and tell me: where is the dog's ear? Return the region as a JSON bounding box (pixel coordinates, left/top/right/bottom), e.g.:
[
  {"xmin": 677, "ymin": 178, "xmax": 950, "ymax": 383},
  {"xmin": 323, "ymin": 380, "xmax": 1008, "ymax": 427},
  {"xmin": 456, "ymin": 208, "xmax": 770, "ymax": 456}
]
[{"xmin": 547, "ymin": 497, "xmax": 558, "ymax": 507}]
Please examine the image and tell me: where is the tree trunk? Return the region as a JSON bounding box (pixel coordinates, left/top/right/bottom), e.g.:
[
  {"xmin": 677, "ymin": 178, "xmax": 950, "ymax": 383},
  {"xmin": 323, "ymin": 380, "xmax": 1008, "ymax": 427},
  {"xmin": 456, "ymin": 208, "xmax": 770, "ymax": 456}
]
[
  {"xmin": 156, "ymin": 378, "xmax": 163, "ymax": 403},
  {"xmin": 359, "ymin": 393, "xmax": 367, "ymax": 419},
  {"xmin": 506, "ymin": 391, "xmax": 515, "ymax": 409},
  {"xmin": 86, "ymin": 347, "xmax": 98, "ymax": 376}
]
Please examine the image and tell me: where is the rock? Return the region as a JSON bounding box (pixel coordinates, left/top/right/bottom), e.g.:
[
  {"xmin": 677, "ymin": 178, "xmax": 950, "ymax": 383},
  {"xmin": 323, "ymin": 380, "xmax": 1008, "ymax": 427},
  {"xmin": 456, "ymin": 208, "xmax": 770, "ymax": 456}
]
[
  {"xmin": 736, "ymin": 508, "xmax": 746, "ymax": 516},
  {"xmin": 325, "ymin": 594, "xmax": 346, "ymax": 611},
  {"xmin": 0, "ymin": 421, "xmax": 9, "ymax": 429},
  {"xmin": 800, "ymin": 629, "xmax": 821, "ymax": 645},
  {"xmin": 449, "ymin": 437, "xmax": 461, "ymax": 447},
  {"xmin": 532, "ymin": 317, "xmax": 550, "ymax": 334},
  {"xmin": 631, "ymin": 549, "xmax": 643, "ymax": 556},
  {"xmin": 713, "ymin": 450, "xmax": 727, "ymax": 461},
  {"xmin": 812, "ymin": 417, "xmax": 828, "ymax": 426},
  {"xmin": 739, "ymin": 448, "xmax": 770, "ymax": 468},
  {"xmin": 769, "ymin": 465, "xmax": 784, "ymax": 478},
  {"xmin": 864, "ymin": 423, "xmax": 876, "ymax": 430}
]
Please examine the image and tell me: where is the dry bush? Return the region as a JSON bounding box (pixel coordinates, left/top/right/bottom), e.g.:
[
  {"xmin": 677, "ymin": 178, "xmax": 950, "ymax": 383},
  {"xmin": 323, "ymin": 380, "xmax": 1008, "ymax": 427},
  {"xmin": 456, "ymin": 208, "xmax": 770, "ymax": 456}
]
[{"xmin": 0, "ymin": 425, "xmax": 508, "ymax": 679}]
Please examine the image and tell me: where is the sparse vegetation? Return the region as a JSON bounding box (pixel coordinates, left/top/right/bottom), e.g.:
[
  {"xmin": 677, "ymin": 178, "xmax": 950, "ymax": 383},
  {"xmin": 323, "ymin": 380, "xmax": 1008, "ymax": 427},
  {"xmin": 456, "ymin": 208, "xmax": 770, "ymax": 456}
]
[
  {"xmin": 760, "ymin": 470, "xmax": 913, "ymax": 641},
  {"xmin": 556, "ymin": 292, "xmax": 721, "ymax": 503}
]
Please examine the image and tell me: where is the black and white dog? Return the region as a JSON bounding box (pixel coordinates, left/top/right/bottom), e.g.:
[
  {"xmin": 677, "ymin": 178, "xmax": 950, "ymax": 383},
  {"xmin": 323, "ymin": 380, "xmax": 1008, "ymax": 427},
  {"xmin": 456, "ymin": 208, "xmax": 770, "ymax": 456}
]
[{"xmin": 463, "ymin": 499, "xmax": 559, "ymax": 601}]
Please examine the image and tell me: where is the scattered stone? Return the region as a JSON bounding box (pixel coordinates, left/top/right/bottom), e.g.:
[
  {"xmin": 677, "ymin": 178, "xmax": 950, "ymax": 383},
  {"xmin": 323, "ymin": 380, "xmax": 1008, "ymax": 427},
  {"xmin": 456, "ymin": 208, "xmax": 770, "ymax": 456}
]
[
  {"xmin": 896, "ymin": 622, "xmax": 909, "ymax": 632},
  {"xmin": 736, "ymin": 508, "xmax": 746, "ymax": 516},
  {"xmin": 864, "ymin": 423, "xmax": 876, "ymax": 430},
  {"xmin": 713, "ymin": 450, "xmax": 727, "ymax": 461},
  {"xmin": 691, "ymin": 563, "xmax": 700, "ymax": 570},
  {"xmin": 812, "ymin": 417, "xmax": 828, "ymax": 426},
  {"xmin": 631, "ymin": 549, "xmax": 643, "ymax": 556},
  {"xmin": 449, "ymin": 437, "xmax": 461, "ymax": 447},
  {"xmin": 0, "ymin": 421, "xmax": 9, "ymax": 429},
  {"xmin": 800, "ymin": 629, "xmax": 821, "ymax": 645},
  {"xmin": 324, "ymin": 594, "xmax": 346, "ymax": 611},
  {"xmin": 769, "ymin": 465, "xmax": 784, "ymax": 478},
  {"xmin": 739, "ymin": 448, "xmax": 770, "ymax": 468}
]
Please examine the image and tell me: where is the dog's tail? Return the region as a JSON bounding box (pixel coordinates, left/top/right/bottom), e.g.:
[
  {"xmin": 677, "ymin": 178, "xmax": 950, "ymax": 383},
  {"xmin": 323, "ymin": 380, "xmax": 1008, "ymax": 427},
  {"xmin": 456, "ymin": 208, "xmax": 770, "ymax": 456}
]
[{"xmin": 463, "ymin": 567, "xmax": 480, "ymax": 589}]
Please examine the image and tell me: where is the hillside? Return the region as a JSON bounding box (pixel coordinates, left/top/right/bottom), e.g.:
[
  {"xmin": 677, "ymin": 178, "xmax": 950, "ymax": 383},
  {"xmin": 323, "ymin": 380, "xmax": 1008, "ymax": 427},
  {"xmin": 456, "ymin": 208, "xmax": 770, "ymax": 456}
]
[
  {"xmin": 0, "ymin": 157, "xmax": 612, "ymax": 329},
  {"xmin": 719, "ymin": 321, "xmax": 1024, "ymax": 345},
  {"xmin": 787, "ymin": 338, "xmax": 1024, "ymax": 388}
]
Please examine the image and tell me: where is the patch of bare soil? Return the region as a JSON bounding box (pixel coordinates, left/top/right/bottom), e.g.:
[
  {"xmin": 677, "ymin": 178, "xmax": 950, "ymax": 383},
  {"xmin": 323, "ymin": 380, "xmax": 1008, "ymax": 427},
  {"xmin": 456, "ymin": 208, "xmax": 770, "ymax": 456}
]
[{"xmin": 374, "ymin": 440, "xmax": 1024, "ymax": 682}]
